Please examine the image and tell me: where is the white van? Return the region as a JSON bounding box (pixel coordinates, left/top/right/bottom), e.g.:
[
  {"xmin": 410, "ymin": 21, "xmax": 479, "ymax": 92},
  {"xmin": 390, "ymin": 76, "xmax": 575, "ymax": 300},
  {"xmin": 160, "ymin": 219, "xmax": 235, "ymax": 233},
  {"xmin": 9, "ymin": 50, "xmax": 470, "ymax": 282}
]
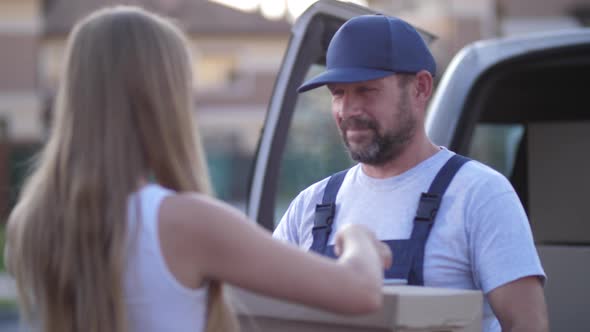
[{"xmin": 246, "ymin": 0, "xmax": 590, "ymax": 330}]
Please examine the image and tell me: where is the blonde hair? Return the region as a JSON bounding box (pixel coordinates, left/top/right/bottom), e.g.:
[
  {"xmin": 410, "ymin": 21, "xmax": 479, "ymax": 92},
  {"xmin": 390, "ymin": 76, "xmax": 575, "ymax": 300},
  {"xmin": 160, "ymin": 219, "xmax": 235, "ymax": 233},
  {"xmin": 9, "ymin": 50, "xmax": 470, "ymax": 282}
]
[{"xmin": 6, "ymin": 6, "xmax": 236, "ymax": 332}]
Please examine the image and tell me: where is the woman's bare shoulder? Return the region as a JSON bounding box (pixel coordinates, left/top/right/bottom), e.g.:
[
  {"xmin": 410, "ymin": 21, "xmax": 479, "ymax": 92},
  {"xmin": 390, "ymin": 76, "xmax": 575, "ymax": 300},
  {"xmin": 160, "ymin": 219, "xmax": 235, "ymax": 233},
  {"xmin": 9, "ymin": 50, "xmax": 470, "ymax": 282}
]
[{"xmin": 158, "ymin": 192, "xmax": 249, "ymax": 244}]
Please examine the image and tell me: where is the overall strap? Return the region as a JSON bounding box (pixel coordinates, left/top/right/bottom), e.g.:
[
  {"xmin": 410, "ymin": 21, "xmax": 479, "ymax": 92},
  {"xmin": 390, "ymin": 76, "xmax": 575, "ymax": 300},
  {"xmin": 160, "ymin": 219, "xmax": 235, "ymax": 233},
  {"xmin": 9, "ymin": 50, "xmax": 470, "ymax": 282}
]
[
  {"xmin": 413, "ymin": 154, "xmax": 471, "ymax": 232},
  {"xmin": 409, "ymin": 154, "xmax": 471, "ymax": 285},
  {"xmin": 309, "ymin": 169, "xmax": 349, "ymax": 254}
]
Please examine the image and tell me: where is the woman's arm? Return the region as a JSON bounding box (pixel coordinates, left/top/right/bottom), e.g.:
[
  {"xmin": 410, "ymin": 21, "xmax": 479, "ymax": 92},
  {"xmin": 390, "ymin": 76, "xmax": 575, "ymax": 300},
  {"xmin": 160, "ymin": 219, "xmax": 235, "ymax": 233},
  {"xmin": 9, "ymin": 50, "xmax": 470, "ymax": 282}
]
[{"xmin": 159, "ymin": 193, "xmax": 391, "ymax": 314}]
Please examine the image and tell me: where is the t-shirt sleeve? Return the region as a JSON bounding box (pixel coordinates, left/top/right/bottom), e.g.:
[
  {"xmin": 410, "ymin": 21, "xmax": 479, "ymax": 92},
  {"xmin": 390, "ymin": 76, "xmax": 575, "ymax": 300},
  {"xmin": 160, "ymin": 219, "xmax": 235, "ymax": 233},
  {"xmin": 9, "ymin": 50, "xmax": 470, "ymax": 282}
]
[
  {"xmin": 273, "ymin": 193, "xmax": 303, "ymax": 244},
  {"xmin": 272, "ymin": 178, "xmax": 329, "ymax": 247},
  {"xmin": 467, "ymin": 177, "xmax": 546, "ymax": 294}
]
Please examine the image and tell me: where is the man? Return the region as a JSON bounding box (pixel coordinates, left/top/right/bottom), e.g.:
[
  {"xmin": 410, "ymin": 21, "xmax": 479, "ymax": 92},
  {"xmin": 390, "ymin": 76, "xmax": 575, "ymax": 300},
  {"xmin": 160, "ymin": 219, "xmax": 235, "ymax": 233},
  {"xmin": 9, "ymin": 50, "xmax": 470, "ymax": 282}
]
[{"xmin": 273, "ymin": 14, "xmax": 548, "ymax": 332}]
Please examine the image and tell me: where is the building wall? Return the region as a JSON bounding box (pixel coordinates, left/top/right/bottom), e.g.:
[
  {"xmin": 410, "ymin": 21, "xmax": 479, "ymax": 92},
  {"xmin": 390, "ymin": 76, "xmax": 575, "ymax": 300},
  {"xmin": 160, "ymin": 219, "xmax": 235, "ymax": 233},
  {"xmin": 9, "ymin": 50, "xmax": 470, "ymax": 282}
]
[
  {"xmin": 500, "ymin": 0, "xmax": 585, "ymax": 17},
  {"xmin": 0, "ymin": 0, "xmax": 43, "ymax": 219},
  {"xmin": 39, "ymin": 34, "xmax": 287, "ymax": 154},
  {"xmin": 0, "ymin": 0, "xmax": 43, "ymax": 141},
  {"xmin": 499, "ymin": 0, "xmax": 586, "ymax": 36}
]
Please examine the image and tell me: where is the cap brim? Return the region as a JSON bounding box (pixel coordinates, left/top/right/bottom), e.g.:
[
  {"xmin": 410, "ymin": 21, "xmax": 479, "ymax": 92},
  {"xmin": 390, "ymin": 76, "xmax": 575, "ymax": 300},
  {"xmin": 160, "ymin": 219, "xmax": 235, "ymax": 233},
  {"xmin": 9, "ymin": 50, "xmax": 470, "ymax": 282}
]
[{"xmin": 297, "ymin": 68, "xmax": 395, "ymax": 93}]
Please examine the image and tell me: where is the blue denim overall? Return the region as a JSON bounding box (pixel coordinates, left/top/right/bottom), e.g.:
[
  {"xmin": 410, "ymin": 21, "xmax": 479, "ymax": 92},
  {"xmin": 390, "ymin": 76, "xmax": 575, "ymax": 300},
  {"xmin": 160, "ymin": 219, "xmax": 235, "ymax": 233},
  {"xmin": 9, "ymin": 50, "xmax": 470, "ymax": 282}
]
[{"xmin": 309, "ymin": 155, "xmax": 470, "ymax": 286}]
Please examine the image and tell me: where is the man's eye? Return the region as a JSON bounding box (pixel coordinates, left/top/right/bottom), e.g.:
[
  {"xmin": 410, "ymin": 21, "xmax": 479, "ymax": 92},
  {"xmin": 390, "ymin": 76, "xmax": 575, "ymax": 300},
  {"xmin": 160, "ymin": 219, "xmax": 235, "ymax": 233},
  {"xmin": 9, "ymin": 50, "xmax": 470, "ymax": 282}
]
[{"xmin": 359, "ymin": 87, "xmax": 375, "ymax": 93}]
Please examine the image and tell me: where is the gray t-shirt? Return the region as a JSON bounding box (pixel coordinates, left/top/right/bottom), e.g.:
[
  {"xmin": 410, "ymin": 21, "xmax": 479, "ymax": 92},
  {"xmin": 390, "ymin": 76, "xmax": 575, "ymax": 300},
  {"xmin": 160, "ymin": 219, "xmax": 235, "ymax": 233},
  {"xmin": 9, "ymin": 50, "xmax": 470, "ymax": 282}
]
[{"xmin": 273, "ymin": 148, "xmax": 545, "ymax": 332}]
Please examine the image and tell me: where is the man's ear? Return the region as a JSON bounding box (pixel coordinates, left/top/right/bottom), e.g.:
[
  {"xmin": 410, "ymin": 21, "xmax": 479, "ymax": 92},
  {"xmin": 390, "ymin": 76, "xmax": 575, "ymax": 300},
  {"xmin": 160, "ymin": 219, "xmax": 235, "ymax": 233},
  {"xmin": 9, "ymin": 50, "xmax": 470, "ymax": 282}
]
[{"xmin": 414, "ymin": 70, "xmax": 433, "ymax": 101}]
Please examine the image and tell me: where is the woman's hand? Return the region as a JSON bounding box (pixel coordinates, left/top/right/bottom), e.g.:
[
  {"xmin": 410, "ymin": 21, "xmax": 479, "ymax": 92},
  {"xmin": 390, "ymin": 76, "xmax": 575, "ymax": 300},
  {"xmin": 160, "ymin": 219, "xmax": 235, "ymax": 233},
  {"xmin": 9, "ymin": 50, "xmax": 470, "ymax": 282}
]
[{"xmin": 334, "ymin": 224, "xmax": 392, "ymax": 271}]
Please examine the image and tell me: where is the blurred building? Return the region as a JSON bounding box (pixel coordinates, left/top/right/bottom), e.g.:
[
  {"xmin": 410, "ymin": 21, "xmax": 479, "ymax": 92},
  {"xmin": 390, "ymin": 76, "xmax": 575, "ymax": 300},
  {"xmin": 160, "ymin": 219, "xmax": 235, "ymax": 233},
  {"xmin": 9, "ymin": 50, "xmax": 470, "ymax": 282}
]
[
  {"xmin": 42, "ymin": 0, "xmax": 291, "ymax": 203},
  {"xmin": 499, "ymin": 0, "xmax": 589, "ymax": 35},
  {"xmin": 0, "ymin": 0, "xmax": 42, "ymax": 218},
  {"xmin": 368, "ymin": 0, "xmax": 589, "ymax": 75},
  {"xmin": 0, "ymin": 0, "xmax": 588, "ymax": 218},
  {"xmin": 0, "ymin": 0, "xmax": 290, "ymax": 215}
]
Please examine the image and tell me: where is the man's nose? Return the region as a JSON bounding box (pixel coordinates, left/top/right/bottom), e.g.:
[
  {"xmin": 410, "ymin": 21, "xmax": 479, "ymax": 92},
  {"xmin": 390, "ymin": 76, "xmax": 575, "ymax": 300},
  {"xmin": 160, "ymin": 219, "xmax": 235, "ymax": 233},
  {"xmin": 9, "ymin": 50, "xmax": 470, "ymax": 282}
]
[{"xmin": 339, "ymin": 92, "xmax": 363, "ymax": 117}]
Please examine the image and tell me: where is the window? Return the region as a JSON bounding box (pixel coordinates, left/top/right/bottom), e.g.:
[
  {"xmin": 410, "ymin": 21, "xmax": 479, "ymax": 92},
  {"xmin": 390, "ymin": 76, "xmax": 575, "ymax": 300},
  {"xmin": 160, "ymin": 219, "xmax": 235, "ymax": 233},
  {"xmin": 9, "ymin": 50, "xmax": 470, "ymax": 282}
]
[
  {"xmin": 194, "ymin": 54, "xmax": 237, "ymax": 91},
  {"xmin": 468, "ymin": 123, "xmax": 524, "ymax": 178}
]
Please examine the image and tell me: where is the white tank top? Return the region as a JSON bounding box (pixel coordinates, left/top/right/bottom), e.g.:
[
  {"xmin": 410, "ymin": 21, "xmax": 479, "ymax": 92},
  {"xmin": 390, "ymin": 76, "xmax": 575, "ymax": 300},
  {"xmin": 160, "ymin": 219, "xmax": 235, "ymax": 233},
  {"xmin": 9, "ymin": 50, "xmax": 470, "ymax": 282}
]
[{"xmin": 124, "ymin": 184, "xmax": 208, "ymax": 332}]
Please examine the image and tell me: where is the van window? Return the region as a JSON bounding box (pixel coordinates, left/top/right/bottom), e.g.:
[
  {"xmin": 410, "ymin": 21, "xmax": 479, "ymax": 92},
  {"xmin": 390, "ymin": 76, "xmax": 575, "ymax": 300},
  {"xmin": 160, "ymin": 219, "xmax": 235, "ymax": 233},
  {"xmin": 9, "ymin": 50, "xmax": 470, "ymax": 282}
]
[{"xmin": 468, "ymin": 124, "xmax": 524, "ymax": 178}]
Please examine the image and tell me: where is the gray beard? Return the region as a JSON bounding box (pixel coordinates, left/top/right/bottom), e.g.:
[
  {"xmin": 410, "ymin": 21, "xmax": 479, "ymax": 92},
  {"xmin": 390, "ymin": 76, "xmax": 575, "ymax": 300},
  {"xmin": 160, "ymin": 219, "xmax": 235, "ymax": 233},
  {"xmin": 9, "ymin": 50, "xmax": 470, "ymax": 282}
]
[{"xmin": 341, "ymin": 94, "xmax": 416, "ymax": 166}]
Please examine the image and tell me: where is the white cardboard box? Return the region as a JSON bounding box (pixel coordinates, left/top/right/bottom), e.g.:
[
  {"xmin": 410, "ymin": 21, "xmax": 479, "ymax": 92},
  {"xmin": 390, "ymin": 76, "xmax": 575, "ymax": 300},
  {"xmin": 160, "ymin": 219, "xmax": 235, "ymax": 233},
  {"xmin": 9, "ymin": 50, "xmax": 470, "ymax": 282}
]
[{"xmin": 228, "ymin": 285, "xmax": 482, "ymax": 332}]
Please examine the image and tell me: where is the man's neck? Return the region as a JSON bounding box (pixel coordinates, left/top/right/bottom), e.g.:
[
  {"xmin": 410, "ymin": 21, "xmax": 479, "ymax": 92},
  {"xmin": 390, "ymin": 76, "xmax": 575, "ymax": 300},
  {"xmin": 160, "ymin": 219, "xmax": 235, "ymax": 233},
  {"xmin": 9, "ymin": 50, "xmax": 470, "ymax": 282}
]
[{"xmin": 360, "ymin": 137, "xmax": 440, "ymax": 179}]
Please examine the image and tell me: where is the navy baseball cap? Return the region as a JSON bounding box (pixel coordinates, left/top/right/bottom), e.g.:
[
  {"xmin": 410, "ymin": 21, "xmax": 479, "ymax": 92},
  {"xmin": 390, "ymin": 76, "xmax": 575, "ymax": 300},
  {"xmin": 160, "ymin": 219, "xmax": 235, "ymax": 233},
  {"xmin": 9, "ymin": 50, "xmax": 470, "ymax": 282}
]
[{"xmin": 298, "ymin": 15, "xmax": 436, "ymax": 93}]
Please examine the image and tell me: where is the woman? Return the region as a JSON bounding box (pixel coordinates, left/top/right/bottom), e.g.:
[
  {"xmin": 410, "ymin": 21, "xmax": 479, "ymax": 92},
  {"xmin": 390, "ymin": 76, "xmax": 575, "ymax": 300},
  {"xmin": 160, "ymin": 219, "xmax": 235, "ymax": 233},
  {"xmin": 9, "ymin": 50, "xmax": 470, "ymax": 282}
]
[{"xmin": 4, "ymin": 6, "xmax": 391, "ymax": 332}]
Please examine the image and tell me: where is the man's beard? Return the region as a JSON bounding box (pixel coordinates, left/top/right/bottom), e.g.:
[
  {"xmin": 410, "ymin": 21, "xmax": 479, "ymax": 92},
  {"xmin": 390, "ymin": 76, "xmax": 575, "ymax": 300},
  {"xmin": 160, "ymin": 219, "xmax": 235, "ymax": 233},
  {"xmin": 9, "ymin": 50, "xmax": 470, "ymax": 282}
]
[{"xmin": 339, "ymin": 92, "xmax": 416, "ymax": 166}]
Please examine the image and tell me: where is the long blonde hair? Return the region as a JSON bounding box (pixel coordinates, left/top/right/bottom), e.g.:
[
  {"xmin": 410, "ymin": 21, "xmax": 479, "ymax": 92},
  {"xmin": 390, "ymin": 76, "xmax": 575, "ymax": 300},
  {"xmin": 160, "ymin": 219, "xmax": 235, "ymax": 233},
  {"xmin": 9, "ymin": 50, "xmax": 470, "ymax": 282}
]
[{"xmin": 6, "ymin": 6, "xmax": 236, "ymax": 332}]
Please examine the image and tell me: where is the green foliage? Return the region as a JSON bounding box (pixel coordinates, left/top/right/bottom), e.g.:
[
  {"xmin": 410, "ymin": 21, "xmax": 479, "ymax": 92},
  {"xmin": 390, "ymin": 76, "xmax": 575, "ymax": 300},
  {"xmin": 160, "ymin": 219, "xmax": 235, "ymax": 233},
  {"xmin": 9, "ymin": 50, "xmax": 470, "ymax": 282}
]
[{"xmin": 0, "ymin": 298, "xmax": 17, "ymax": 311}]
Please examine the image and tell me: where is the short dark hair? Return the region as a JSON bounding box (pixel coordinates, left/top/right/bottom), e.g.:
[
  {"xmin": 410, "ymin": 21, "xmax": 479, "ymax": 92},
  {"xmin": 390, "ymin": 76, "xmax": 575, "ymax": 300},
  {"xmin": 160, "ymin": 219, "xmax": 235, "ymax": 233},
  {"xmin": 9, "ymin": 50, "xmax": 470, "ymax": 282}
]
[{"xmin": 396, "ymin": 73, "xmax": 415, "ymax": 89}]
